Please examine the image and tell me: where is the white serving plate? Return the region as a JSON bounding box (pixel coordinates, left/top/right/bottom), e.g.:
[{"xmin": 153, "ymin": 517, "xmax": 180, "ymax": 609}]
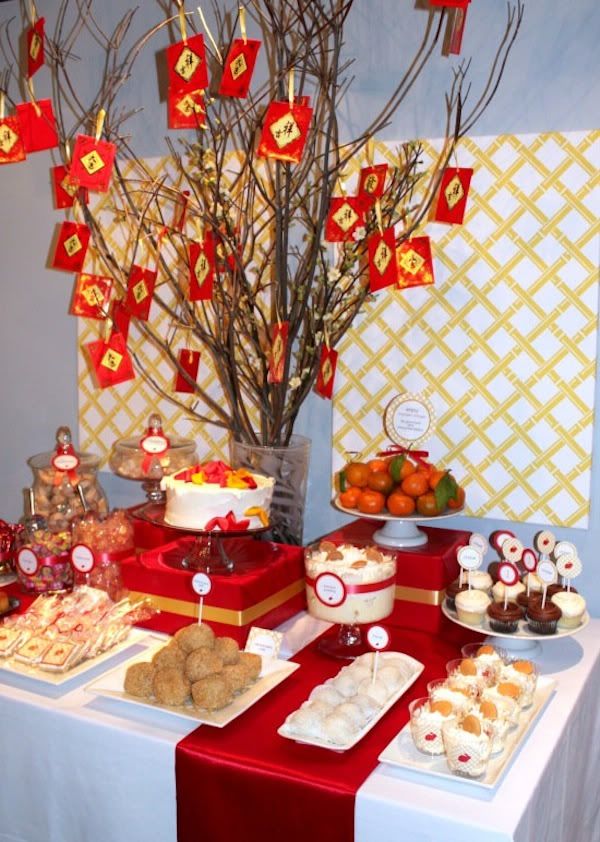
[
  {"xmin": 0, "ymin": 628, "xmax": 147, "ymax": 686},
  {"xmin": 378, "ymin": 676, "xmax": 556, "ymax": 789},
  {"xmin": 87, "ymin": 641, "xmax": 300, "ymax": 727},
  {"xmin": 442, "ymin": 602, "xmax": 590, "ymax": 642},
  {"xmin": 277, "ymin": 651, "xmax": 424, "ymax": 752}
]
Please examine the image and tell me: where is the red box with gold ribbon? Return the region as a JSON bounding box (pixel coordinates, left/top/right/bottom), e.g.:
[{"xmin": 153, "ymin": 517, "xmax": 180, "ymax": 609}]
[
  {"xmin": 321, "ymin": 519, "xmax": 468, "ymax": 633},
  {"xmin": 121, "ymin": 537, "xmax": 306, "ymax": 644}
]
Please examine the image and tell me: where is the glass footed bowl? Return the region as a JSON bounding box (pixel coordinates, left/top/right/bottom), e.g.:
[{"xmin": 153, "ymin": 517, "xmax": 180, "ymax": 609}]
[{"xmin": 109, "ymin": 437, "xmax": 198, "ymax": 502}]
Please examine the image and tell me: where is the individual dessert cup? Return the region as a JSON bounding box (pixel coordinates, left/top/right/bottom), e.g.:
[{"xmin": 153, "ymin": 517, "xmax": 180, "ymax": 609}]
[
  {"xmin": 526, "ymin": 598, "xmax": 561, "ymax": 635},
  {"xmin": 454, "ymin": 589, "xmax": 491, "ymax": 626},
  {"xmin": 427, "ymin": 678, "xmax": 475, "ymax": 714},
  {"xmin": 550, "ymin": 591, "xmax": 586, "ymax": 629},
  {"xmin": 460, "ymin": 642, "xmax": 507, "ymax": 672},
  {"xmin": 445, "ymin": 578, "xmax": 469, "ymax": 611},
  {"xmin": 446, "ymin": 657, "xmax": 494, "ymax": 696},
  {"xmin": 491, "ymin": 581, "xmax": 525, "ymax": 603},
  {"xmin": 441, "ymin": 714, "xmax": 493, "ymax": 778},
  {"xmin": 409, "ymin": 696, "xmax": 457, "ymax": 755},
  {"xmin": 481, "ymin": 683, "xmax": 522, "ymax": 726},
  {"xmin": 499, "ymin": 659, "xmax": 538, "ymax": 708},
  {"xmin": 476, "ymin": 699, "xmax": 510, "ymax": 754},
  {"xmin": 486, "ymin": 601, "xmax": 524, "ymax": 634}
]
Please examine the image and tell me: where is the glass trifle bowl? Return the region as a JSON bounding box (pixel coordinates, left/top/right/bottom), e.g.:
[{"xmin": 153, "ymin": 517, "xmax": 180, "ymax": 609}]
[{"xmin": 304, "ymin": 540, "xmax": 397, "ymax": 659}]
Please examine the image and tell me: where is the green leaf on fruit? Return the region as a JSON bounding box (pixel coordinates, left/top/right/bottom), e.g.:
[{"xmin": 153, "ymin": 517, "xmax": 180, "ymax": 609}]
[
  {"xmin": 339, "ymin": 470, "xmax": 347, "ymax": 492},
  {"xmin": 434, "ymin": 471, "xmax": 458, "ymax": 512},
  {"xmin": 389, "ymin": 454, "xmax": 406, "ymax": 483}
]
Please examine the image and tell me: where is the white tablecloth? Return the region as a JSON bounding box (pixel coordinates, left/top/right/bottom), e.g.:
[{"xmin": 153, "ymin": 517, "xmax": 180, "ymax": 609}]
[{"xmin": 0, "ymin": 618, "xmax": 598, "ymax": 842}]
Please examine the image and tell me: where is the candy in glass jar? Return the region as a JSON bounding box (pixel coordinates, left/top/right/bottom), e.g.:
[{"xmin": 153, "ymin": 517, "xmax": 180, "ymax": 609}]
[
  {"xmin": 71, "ymin": 509, "xmax": 134, "ymax": 601},
  {"xmin": 16, "ymin": 490, "xmax": 73, "ymax": 594}
]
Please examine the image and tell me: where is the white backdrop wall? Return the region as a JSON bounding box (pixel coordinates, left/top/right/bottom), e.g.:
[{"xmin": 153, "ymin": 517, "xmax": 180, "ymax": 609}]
[{"xmin": 1, "ymin": 0, "xmax": 599, "ymax": 612}]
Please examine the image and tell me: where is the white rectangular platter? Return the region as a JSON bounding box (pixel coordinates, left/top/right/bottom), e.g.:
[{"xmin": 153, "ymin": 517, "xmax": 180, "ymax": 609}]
[
  {"xmin": 378, "ymin": 676, "xmax": 556, "ymax": 789},
  {"xmin": 0, "ymin": 628, "xmax": 149, "ymax": 686},
  {"xmin": 278, "ymin": 652, "xmax": 424, "ymax": 752},
  {"xmin": 87, "ymin": 642, "xmax": 300, "ymax": 728}
]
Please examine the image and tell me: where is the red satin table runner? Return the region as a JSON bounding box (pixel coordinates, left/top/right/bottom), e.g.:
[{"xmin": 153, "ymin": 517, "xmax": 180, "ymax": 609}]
[{"xmin": 176, "ymin": 618, "xmax": 477, "ymax": 842}]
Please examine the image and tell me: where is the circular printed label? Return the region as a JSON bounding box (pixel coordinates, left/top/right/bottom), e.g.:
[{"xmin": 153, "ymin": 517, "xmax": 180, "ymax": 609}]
[
  {"xmin": 457, "ymin": 546, "xmax": 482, "ymax": 571},
  {"xmin": 367, "ymin": 625, "xmax": 390, "ymax": 650},
  {"xmin": 534, "ymin": 530, "xmax": 556, "ymax": 554},
  {"xmin": 384, "ymin": 393, "xmax": 434, "ymax": 446},
  {"xmin": 192, "ymin": 572, "xmax": 212, "ymax": 596},
  {"xmin": 556, "ymin": 553, "xmax": 582, "ymax": 579},
  {"xmin": 521, "ymin": 548, "xmax": 538, "ymax": 573},
  {"xmin": 498, "ymin": 561, "xmax": 519, "ymax": 587},
  {"xmin": 490, "ymin": 530, "xmax": 515, "ymax": 552},
  {"xmin": 52, "ymin": 453, "xmax": 80, "ymax": 472},
  {"xmin": 314, "ymin": 572, "xmax": 347, "ymax": 607},
  {"xmin": 70, "ymin": 543, "xmax": 95, "ymax": 574},
  {"xmin": 501, "ymin": 538, "xmax": 524, "ymax": 563},
  {"xmin": 469, "ymin": 533, "xmax": 488, "ymax": 555},
  {"xmin": 536, "ymin": 559, "xmax": 558, "ymax": 586},
  {"xmin": 17, "ymin": 548, "xmax": 39, "ymax": 577},
  {"xmin": 140, "ymin": 434, "xmax": 169, "ymax": 455},
  {"xmin": 553, "ymin": 541, "xmax": 577, "ymax": 560}
]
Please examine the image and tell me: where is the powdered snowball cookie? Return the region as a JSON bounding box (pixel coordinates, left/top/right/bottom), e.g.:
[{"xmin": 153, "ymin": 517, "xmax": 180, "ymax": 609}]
[
  {"xmin": 354, "ymin": 652, "xmax": 377, "ymax": 669},
  {"xmin": 352, "ymin": 692, "xmax": 381, "ymax": 718},
  {"xmin": 285, "ymin": 707, "xmax": 326, "ymax": 740},
  {"xmin": 343, "ymin": 664, "xmax": 372, "ymax": 685},
  {"xmin": 175, "ymin": 623, "xmax": 215, "ymax": 653},
  {"xmin": 376, "ymin": 665, "xmax": 404, "ymax": 694},
  {"xmin": 191, "ymin": 675, "xmax": 233, "ymax": 711},
  {"xmin": 213, "ymin": 636, "xmax": 240, "ymax": 665},
  {"xmin": 238, "ymin": 651, "xmax": 262, "ymax": 681},
  {"xmin": 357, "ymin": 677, "xmax": 389, "ymax": 706},
  {"xmin": 124, "ymin": 661, "xmax": 154, "ymax": 698},
  {"xmin": 385, "ymin": 658, "xmax": 418, "ymax": 684},
  {"xmin": 301, "ymin": 699, "xmax": 333, "ymax": 717},
  {"xmin": 153, "ymin": 666, "xmax": 191, "ymax": 706},
  {"xmin": 330, "ymin": 672, "xmax": 359, "ymax": 698},
  {"xmin": 322, "ymin": 712, "xmax": 356, "ymax": 744},
  {"xmin": 309, "ymin": 685, "xmax": 345, "ymax": 707},
  {"xmin": 222, "ymin": 662, "xmax": 251, "ymax": 693},
  {"xmin": 185, "ymin": 649, "xmax": 223, "ymax": 682},
  {"xmin": 152, "ymin": 641, "xmax": 186, "ymax": 671},
  {"xmin": 336, "ymin": 701, "xmax": 368, "ymax": 729}
]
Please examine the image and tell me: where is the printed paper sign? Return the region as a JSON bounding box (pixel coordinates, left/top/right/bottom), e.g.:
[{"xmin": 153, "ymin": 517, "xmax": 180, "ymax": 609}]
[
  {"xmin": 314, "ymin": 572, "xmax": 346, "ymax": 606},
  {"xmin": 245, "ymin": 627, "xmax": 283, "ymax": 659},
  {"xmin": 71, "ymin": 543, "xmax": 95, "ymax": 574},
  {"xmin": 192, "ymin": 572, "xmax": 212, "ymax": 596},
  {"xmin": 367, "ymin": 625, "xmax": 390, "ymax": 650}
]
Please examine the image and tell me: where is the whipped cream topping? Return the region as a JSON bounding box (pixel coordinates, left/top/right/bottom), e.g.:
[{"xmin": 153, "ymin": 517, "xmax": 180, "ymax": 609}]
[
  {"xmin": 305, "ymin": 543, "xmax": 395, "ymax": 585},
  {"xmin": 550, "ymin": 591, "xmax": 586, "ymax": 617}
]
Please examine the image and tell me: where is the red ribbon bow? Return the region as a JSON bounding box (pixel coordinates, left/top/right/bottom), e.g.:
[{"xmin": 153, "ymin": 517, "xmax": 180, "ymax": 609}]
[{"xmin": 376, "ymin": 444, "xmax": 432, "ymax": 470}]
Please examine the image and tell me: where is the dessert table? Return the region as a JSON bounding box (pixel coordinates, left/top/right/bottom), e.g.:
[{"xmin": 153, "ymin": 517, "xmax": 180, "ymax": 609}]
[{"xmin": 0, "ymin": 611, "xmax": 598, "ymax": 842}]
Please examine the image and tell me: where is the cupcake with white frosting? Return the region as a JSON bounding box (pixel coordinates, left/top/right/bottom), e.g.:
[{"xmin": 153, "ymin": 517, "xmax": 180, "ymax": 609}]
[
  {"xmin": 455, "ymin": 589, "xmax": 491, "ymax": 626},
  {"xmin": 550, "ymin": 591, "xmax": 586, "ymax": 629}
]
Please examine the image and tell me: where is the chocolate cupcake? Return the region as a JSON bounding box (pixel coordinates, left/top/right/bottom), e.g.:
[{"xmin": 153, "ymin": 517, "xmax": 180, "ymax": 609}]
[
  {"xmin": 516, "ymin": 590, "xmax": 531, "ymax": 611},
  {"xmin": 487, "ymin": 601, "xmax": 523, "ymax": 634},
  {"xmin": 526, "ymin": 599, "xmax": 561, "ymax": 635},
  {"xmin": 487, "ymin": 562, "xmax": 500, "ymax": 583},
  {"xmin": 445, "ymin": 578, "xmax": 469, "ymax": 610},
  {"xmin": 546, "ymin": 584, "xmax": 578, "ymax": 599}
]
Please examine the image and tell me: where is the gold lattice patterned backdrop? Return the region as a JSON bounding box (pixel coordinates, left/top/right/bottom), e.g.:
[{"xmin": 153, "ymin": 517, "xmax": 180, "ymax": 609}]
[{"xmin": 332, "ymin": 130, "xmax": 600, "ymax": 529}]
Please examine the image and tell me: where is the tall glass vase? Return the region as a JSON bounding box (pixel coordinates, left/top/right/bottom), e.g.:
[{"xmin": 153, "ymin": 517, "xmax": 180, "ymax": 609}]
[{"xmin": 230, "ymin": 435, "xmax": 311, "ymax": 545}]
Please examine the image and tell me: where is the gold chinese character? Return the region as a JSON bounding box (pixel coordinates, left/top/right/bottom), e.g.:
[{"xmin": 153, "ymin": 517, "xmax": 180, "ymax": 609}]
[
  {"xmin": 194, "ymin": 253, "xmax": 210, "ymax": 285},
  {"xmin": 272, "ymin": 333, "xmax": 284, "ymax": 374},
  {"xmin": 269, "ymin": 112, "xmax": 301, "ymax": 149},
  {"xmin": 176, "ymin": 92, "xmax": 204, "ymax": 118},
  {"xmin": 321, "ymin": 358, "xmax": 333, "ymax": 386},
  {"xmin": 175, "ymin": 47, "xmax": 201, "ymax": 82},
  {"xmin": 80, "ymin": 150, "xmax": 105, "ymax": 175},
  {"xmin": 100, "ymin": 349, "xmax": 123, "ymax": 371},
  {"xmin": 332, "ymin": 202, "xmax": 359, "ymax": 233},
  {"xmin": 364, "ymin": 174, "xmax": 379, "ymax": 194},
  {"xmin": 60, "ymin": 174, "xmax": 78, "ymax": 197},
  {"xmin": 230, "ymin": 53, "xmax": 247, "ymax": 80},
  {"xmin": 444, "ymin": 175, "xmax": 464, "ymax": 210},
  {"xmin": 64, "ymin": 234, "xmax": 83, "ymax": 257},
  {"xmin": 29, "ymin": 32, "xmax": 42, "ymax": 61},
  {"xmin": 373, "ymin": 240, "xmax": 392, "ymax": 275},
  {"xmin": 81, "ymin": 284, "xmax": 103, "ymax": 307},
  {"xmin": 133, "ymin": 280, "xmax": 148, "ymax": 303},
  {"xmin": 0, "ymin": 125, "xmax": 18, "ymax": 155},
  {"xmin": 399, "ymin": 248, "xmax": 424, "ymax": 276}
]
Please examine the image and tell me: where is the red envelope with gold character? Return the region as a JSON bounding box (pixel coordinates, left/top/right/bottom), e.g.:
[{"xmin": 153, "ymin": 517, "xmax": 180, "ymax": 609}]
[
  {"xmin": 432, "ymin": 167, "xmax": 473, "ymax": 224},
  {"xmin": 268, "ymin": 322, "xmax": 289, "ymax": 384},
  {"xmin": 70, "ymin": 273, "xmax": 113, "ymax": 319},
  {"xmin": 167, "ymin": 34, "xmax": 209, "ymax": 93},
  {"xmin": 188, "ymin": 235, "xmax": 215, "ymax": 301},
  {"xmin": 257, "ymin": 100, "xmax": 313, "ymax": 164},
  {"xmin": 51, "ymin": 222, "xmax": 91, "ymax": 272},
  {"xmin": 325, "ymin": 197, "xmax": 365, "ymax": 243},
  {"xmin": 52, "ymin": 165, "xmax": 89, "ymax": 209},
  {"xmin": 27, "ymin": 18, "xmax": 45, "ymax": 77},
  {"xmin": 175, "ymin": 349, "xmax": 201, "ymax": 393},
  {"xmin": 368, "ymin": 227, "xmax": 397, "ymax": 292},
  {"xmin": 315, "ymin": 346, "xmax": 338, "ymax": 400},
  {"xmin": 168, "ymin": 88, "xmax": 206, "ymax": 130},
  {"xmin": 16, "ymin": 100, "xmax": 59, "ymax": 152},
  {"xmin": 358, "ymin": 164, "xmax": 388, "ymax": 207},
  {"xmin": 126, "ymin": 265, "xmax": 156, "ymax": 320},
  {"xmin": 70, "ymin": 135, "xmax": 117, "ymax": 193},
  {"xmin": 110, "ymin": 299, "xmax": 131, "ymax": 342},
  {"xmin": 0, "ymin": 117, "xmax": 26, "ymax": 165},
  {"xmin": 86, "ymin": 333, "xmax": 135, "ymax": 388},
  {"xmin": 218, "ymin": 39, "xmax": 261, "ymax": 98},
  {"xmin": 396, "ymin": 236, "xmax": 435, "ymax": 289}
]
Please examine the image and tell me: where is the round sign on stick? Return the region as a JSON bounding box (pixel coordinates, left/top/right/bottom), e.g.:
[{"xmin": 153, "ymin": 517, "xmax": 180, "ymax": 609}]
[
  {"xmin": 469, "ymin": 533, "xmax": 488, "ymax": 556},
  {"xmin": 556, "ymin": 553, "xmax": 582, "ymax": 580},
  {"xmin": 534, "ymin": 530, "xmax": 556, "ymax": 556},
  {"xmin": 489, "ymin": 530, "xmax": 515, "ymax": 553},
  {"xmin": 71, "ymin": 543, "xmax": 95, "ymax": 574},
  {"xmin": 500, "ymin": 537, "xmax": 523, "ymax": 563},
  {"xmin": 521, "ymin": 548, "xmax": 538, "ymax": 573},
  {"xmin": 17, "ymin": 547, "xmax": 39, "ymax": 577},
  {"xmin": 367, "ymin": 625, "xmax": 390, "ymax": 651},
  {"xmin": 315, "ymin": 572, "xmax": 346, "ymax": 607},
  {"xmin": 553, "ymin": 541, "xmax": 577, "ymax": 560},
  {"xmin": 192, "ymin": 572, "xmax": 212, "ymax": 596},
  {"xmin": 536, "ymin": 560, "xmax": 558, "ymax": 586},
  {"xmin": 457, "ymin": 546, "xmax": 483, "ymax": 572},
  {"xmin": 384, "ymin": 393, "xmax": 435, "ymax": 448},
  {"xmin": 498, "ymin": 561, "xmax": 519, "ymax": 587}
]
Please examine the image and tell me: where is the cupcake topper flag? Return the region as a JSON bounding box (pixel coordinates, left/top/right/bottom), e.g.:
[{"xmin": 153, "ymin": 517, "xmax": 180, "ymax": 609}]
[
  {"xmin": 536, "ymin": 559, "xmax": 558, "ymax": 609},
  {"xmin": 191, "ymin": 572, "xmax": 212, "ymax": 624},
  {"xmin": 521, "ymin": 548, "xmax": 538, "ymax": 574},
  {"xmin": 380, "ymin": 392, "xmax": 435, "ymax": 472},
  {"xmin": 534, "ymin": 530, "xmax": 556, "ymax": 563},
  {"xmin": 489, "ymin": 530, "xmax": 515, "ymax": 555},
  {"xmin": 367, "ymin": 625, "xmax": 390, "ymax": 684},
  {"xmin": 555, "ymin": 553, "xmax": 582, "ymax": 592},
  {"xmin": 456, "ymin": 545, "xmax": 482, "ymax": 589},
  {"xmin": 497, "ymin": 561, "xmax": 519, "ymax": 610},
  {"xmin": 469, "ymin": 533, "xmax": 488, "ymax": 557}
]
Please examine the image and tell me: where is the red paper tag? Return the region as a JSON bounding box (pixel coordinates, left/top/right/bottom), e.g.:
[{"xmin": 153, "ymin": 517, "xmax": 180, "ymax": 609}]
[
  {"xmin": 174, "ymin": 191, "xmax": 191, "ymax": 232},
  {"xmin": 324, "ymin": 197, "xmax": 365, "ymax": 242},
  {"xmin": 368, "ymin": 227, "xmax": 397, "ymax": 292},
  {"xmin": 110, "ymin": 299, "xmax": 131, "ymax": 342},
  {"xmin": 27, "ymin": 17, "xmax": 45, "ymax": 77},
  {"xmin": 268, "ymin": 322, "xmax": 289, "ymax": 384},
  {"xmin": 432, "ymin": 167, "xmax": 473, "ymax": 224},
  {"xmin": 430, "ymin": 0, "xmax": 469, "ymax": 6},
  {"xmin": 315, "ymin": 346, "xmax": 338, "ymax": 399},
  {"xmin": 358, "ymin": 164, "xmax": 388, "ymax": 206},
  {"xmin": 218, "ymin": 38, "xmax": 261, "ymax": 98},
  {"xmin": 126, "ymin": 265, "xmax": 156, "ymax": 320},
  {"xmin": 70, "ymin": 273, "xmax": 113, "ymax": 320},
  {"xmin": 175, "ymin": 349, "xmax": 201, "ymax": 393},
  {"xmin": 396, "ymin": 236, "xmax": 434, "ymax": 289},
  {"xmin": 446, "ymin": 7, "xmax": 468, "ymax": 54},
  {"xmin": 70, "ymin": 135, "xmax": 117, "ymax": 193},
  {"xmin": 51, "ymin": 165, "xmax": 89, "ymax": 209},
  {"xmin": 167, "ymin": 87, "xmax": 206, "ymax": 129},
  {"xmin": 0, "ymin": 117, "xmax": 27, "ymax": 165},
  {"xmin": 166, "ymin": 34, "xmax": 209, "ymax": 93},
  {"xmin": 16, "ymin": 100, "xmax": 58, "ymax": 152},
  {"xmin": 85, "ymin": 333, "xmax": 135, "ymax": 388},
  {"xmin": 188, "ymin": 236, "xmax": 215, "ymax": 301},
  {"xmin": 51, "ymin": 221, "xmax": 91, "ymax": 272},
  {"xmin": 257, "ymin": 100, "xmax": 313, "ymax": 164}
]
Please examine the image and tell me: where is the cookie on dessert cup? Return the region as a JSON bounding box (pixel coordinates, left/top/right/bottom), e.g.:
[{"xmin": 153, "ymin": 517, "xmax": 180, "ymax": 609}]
[
  {"xmin": 476, "ymin": 699, "xmax": 511, "ymax": 754},
  {"xmin": 442, "ymin": 714, "xmax": 493, "ymax": 778},
  {"xmin": 500, "ymin": 659, "xmax": 538, "ymax": 708},
  {"xmin": 486, "ymin": 601, "xmax": 524, "ymax": 634},
  {"xmin": 446, "ymin": 657, "xmax": 495, "ymax": 695},
  {"xmin": 408, "ymin": 696, "xmax": 457, "ymax": 755},
  {"xmin": 426, "ymin": 679, "xmax": 474, "ymax": 715}
]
